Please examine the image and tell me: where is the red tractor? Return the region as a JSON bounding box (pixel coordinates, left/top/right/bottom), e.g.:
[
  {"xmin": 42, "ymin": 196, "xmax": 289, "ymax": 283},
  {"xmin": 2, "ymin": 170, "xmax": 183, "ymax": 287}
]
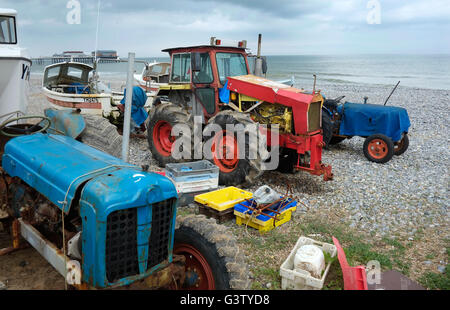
[{"xmin": 147, "ymin": 38, "xmax": 333, "ymax": 185}]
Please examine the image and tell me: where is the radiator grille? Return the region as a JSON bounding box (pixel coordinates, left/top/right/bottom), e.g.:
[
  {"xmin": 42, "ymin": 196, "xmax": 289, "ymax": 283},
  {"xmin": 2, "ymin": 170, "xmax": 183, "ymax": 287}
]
[
  {"xmin": 308, "ymin": 101, "xmax": 322, "ymax": 132},
  {"xmin": 105, "ymin": 208, "xmax": 139, "ymax": 283},
  {"xmin": 148, "ymin": 199, "xmax": 174, "ymax": 269}
]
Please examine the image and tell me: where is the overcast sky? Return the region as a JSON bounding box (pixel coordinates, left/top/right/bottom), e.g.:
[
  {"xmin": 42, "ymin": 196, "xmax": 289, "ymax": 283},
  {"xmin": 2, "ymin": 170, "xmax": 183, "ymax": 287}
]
[{"xmin": 2, "ymin": 0, "xmax": 449, "ymax": 57}]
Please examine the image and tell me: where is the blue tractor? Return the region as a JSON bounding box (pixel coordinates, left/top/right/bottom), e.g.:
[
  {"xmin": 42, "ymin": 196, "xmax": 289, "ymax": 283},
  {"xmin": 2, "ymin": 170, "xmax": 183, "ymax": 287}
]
[
  {"xmin": 322, "ymin": 95, "xmax": 411, "ymax": 163},
  {"xmin": 0, "ymin": 112, "xmax": 249, "ymax": 290}
]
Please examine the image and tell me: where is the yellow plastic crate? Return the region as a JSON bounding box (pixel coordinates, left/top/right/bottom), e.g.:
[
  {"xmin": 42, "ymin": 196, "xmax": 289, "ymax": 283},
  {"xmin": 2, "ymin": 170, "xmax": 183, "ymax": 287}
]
[
  {"xmin": 194, "ymin": 186, "xmax": 253, "ymax": 211},
  {"xmin": 234, "ymin": 205, "xmax": 297, "ymax": 233}
]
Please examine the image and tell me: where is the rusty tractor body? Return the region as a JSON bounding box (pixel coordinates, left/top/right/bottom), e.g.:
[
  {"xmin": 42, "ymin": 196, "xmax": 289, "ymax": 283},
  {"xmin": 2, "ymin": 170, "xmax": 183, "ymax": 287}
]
[{"xmin": 0, "ymin": 131, "xmax": 249, "ymax": 290}]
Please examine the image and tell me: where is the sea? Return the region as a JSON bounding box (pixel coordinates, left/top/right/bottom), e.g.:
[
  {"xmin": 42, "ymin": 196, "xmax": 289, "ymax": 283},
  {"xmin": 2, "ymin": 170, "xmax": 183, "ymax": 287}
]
[{"xmin": 31, "ymin": 54, "xmax": 450, "ymax": 91}]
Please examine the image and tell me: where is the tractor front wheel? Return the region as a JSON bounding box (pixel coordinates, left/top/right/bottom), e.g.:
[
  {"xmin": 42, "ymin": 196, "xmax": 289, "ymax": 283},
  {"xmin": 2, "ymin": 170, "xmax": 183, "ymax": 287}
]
[
  {"xmin": 204, "ymin": 111, "xmax": 264, "ymax": 186},
  {"xmin": 174, "ymin": 215, "xmax": 250, "ymax": 290},
  {"xmin": 363, "ymin": 134, "xmax": 394, "ymax": 163}
]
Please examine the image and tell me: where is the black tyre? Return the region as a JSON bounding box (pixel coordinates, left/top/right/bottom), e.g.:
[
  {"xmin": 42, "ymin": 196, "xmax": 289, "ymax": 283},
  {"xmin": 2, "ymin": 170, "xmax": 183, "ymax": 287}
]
[
  {"xmin": 174, "ymin": 215, "xmax": 250, "ymax": 290},
  {"xmin": 79, "ymin": 115, "xmax": 123, "ymax": 158},
  {"xmin": 147, "ymin": 103, "xmax": 193, "ymax": 167},
  {"xmin": 363, "ymin": 134, "xmax": 394, "ymax": 163},
  {"xmin": 204, "ymin": 110, "xmax": 264, "ymax": 186},
  {"xmin": 152, "ymin": 96, "xmax": 162, "ymax": 107},
  {"xmin": 321, "ymin": 111, "xmax": 333, "ymax": 147},
  {"xmin": 329, "ymin": 136, "xmax": 347, "ymax": 145},
  {"xmin": 394, "ymin": 133, "xmax": 409, "ymax": 156},
  {"xmin": 276, "ymin": 148, "xmax": 297, "ymax": 173}
]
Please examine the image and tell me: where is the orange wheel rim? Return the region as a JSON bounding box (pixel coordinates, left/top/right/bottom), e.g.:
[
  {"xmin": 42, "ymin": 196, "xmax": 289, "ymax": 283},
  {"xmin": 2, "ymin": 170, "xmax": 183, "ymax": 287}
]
[
  {"xmin": 153, "ymin": 120, "xmax": 174, "ymax": 156},
  {"xmin": 173, "ymin": 243, "xmax": 215, "ymax": 290},
  {"xmin": 367, "ymin": 139, "xmax": 388, "ymax": 159},
  {"xmin": 211, "ymin": 130, "xmax": 239, "ymax": 173}
]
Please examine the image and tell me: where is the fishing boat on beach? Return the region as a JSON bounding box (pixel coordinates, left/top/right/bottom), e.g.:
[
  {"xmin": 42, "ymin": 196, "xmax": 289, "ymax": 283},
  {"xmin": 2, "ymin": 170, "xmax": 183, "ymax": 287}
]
[
  {"xmin": 41, "ymin": 61, "xmax": 118, "ymax": 117},
  {"xmin": 133, "ymin": 61, "xmax": 170, "ymax": 95},
  {"xmin": 0, "ymin": 8, "xmax": 31, "ymax": 121}
]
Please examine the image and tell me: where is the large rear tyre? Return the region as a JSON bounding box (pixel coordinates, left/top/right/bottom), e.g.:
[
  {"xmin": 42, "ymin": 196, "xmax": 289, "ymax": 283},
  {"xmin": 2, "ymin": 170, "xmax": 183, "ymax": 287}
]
[
  {"xmin": 147, "ymin": 103, "xmax": 193, "ymax": 167},
  {"xmin": 321, "ymin": 111, "xmax": 333, "ymax": 147},
  {"xmin": 363, "ymin": 134, "xmax": 394, "ymax": 163},
  {"xmin": 394, "ymin": 133, "xmax": 409, "ymax": 156},
  {"xmin": 329, "ymin": 136, "xmax": 347, "ymax": 145},
  {"xmin": 79, "ymin": 115, "xmax": 123, "ymax": 158},
  {"xmin": 204, "ymin": 111, "xmax": 264, "ymax": 186},
  {"xmin": 174, "ymin": 215, "xmax": 250, "ymax": 290}
]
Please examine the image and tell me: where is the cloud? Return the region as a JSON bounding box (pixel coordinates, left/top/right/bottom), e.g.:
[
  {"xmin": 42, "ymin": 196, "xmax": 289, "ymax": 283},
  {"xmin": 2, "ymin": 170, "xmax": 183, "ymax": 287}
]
[{"xmin": 2, "ymin": 0, "xmax": 448, "ymax": 56}]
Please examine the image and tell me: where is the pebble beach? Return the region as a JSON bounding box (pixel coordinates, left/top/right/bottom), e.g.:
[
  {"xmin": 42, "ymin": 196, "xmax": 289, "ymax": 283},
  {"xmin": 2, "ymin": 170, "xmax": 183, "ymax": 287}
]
[{"xmin": 0, "ymin": 74, "xmax": 447, "ymax": 289}]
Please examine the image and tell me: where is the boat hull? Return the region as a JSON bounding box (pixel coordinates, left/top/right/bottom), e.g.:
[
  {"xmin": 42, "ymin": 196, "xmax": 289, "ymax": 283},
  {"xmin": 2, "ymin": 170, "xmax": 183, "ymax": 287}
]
[
  {"xmin": 0, "ymin": 57, "xmax": 31, "ymax": 121},
  {"xmin": 42, "ymin": 87, "xmax": 114, "ymax": 116}
]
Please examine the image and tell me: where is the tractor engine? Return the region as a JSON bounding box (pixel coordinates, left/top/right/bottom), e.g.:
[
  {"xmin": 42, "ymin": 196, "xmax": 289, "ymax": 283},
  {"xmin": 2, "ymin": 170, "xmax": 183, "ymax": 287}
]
[
  {"xmin": 247, "ymin": 102, "xmax": 293, "ymax": 133},
  {"xmin": 1, "ymin": 133, "xmax": 180, "ymax": 288}
]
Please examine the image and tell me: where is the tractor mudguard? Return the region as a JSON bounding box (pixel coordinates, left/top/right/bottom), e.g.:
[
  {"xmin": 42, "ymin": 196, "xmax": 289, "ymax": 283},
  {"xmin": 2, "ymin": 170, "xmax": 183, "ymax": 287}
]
[{"xmin": 44, "ymin": 108, "xmax": 85, "ymax": 138}]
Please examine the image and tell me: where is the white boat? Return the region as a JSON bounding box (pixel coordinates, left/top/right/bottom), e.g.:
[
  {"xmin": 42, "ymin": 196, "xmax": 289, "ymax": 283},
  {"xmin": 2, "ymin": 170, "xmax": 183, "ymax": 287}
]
[
  {"xmin": 0, "ymin": 8, "xmax": 31, "ymax": 121},
  {"xmin": 42, "ymin": 61, "xmax": 118, "ymax": 117},
  {"xmin": 133, "ymin": 61, "xmax": 170, "ymax": 95}
]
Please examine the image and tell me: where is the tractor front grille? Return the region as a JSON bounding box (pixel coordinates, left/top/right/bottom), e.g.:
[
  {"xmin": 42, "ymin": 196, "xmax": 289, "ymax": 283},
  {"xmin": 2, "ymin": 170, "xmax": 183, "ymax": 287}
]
[
  {"xmin": 308, "ymin": 101, "xmax": 322, "ymax": 132},
  {"xmin": 104, "ymin": 199, "xmax": 175, "ymax": 283},
  {"xmin": 105, "ymin": 208, "xmax": 139, "ymax": 283},
  {"xmin": 148, "ymin": 199, "xmax": 174, "ymax": 269}
]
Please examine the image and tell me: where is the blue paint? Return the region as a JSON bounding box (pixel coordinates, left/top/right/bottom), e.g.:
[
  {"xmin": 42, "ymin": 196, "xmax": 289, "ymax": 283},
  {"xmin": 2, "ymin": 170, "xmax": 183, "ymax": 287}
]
[
  {"xmin": 337, "ymin": 102, "xmax": 411, "ymax": 142},
  {"xmin": 44, "ymin": 109, "xmax": 85, "ymax": 138},
  {"xmin": 2, "ymin": 133, "xmax": 178, "ymax": 288}
]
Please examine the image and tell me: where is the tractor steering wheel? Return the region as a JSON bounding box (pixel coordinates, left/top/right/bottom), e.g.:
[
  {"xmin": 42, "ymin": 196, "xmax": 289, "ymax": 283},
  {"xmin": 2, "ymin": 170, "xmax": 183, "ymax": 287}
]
[
  {"xmin": 334, "ymin": 95, "xmax": 345, "ymax": 103},
  {"xmin": 0, "ymin": 116, "xmax": 52, "ymax": 137}
]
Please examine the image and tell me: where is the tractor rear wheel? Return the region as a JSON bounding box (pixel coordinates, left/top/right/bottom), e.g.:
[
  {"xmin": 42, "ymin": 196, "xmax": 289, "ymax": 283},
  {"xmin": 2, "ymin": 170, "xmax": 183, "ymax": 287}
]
[
  {"xmin": 363, "ymin": 134, "xmax": 394, "ymax": 163},
  {"xmin": 204, "ymin": 111, "xmax": 264, "ymax": 186},
  {"xmin": 174, "ymin": 215, "xmax": 250, "ymax": 290},
  {"xmin": 147, "ymin": 103, "xmax": 193, "ymax": 167},
  {"xmin": 79, "ymin": 115, "xmax": 123, "ymax": 158},
  {"xmin": 394, "ymin": 133, "xmax": 409, "ymax": 156},
  {"xmin": 321, "ymin": 111, "xmax": 333, "ymax": 147},
  {"xmin": 329, "ymin": 136, "xmax": 347, "ymax": 145}
]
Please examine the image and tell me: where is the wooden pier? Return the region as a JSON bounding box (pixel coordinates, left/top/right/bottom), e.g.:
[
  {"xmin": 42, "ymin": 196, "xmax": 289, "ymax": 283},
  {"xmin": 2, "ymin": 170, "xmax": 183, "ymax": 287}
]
[{"xmin": 32, "ymin": 56, "xmax": 121, "ymax": 65}]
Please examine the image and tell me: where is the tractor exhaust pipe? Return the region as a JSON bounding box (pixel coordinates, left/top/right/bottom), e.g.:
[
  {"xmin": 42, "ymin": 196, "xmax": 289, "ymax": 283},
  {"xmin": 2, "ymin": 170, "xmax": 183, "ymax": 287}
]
[
  {"xmin": 254, "ymin": 34, "xmax": 264, "ymax": 77},
  {"xmin": 383, "ymin": 80, "xmax": 400, "ymax": 106}
]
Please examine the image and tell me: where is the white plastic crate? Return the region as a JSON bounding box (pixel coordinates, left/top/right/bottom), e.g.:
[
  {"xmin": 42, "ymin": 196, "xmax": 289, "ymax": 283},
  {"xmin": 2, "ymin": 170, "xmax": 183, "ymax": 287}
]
[
  {"xmin": 170, "ymin": 177, "xmax": 218, "ymax": 194},
  {"xmin": 280, "ymin": 236, "xmax": 337, "ymax": 290},
  {"xmin": 165, "ymin": 160, "xmax": 219, "ymax": 194}
]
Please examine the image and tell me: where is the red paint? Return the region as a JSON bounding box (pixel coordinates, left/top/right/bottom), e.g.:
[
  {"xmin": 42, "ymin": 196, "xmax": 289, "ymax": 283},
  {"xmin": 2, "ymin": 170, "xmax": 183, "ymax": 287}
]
[
  {"xmin": 165, "ymin": 46, "xmax": 250, "ymax": 120},
  {"xmin": 332, "ymin": 236, "xmax": 368, "ymax": 290},
  {"xmin": 211, "ymin": 130, "xmax": 239, "ymax": 173},
  {"xmin": 47, "ymin": 96, "xmax": 102, "ymax": 109},
  {"xmin": 153, "ymin": 120, "xmax": 175, "ymax": 156}
]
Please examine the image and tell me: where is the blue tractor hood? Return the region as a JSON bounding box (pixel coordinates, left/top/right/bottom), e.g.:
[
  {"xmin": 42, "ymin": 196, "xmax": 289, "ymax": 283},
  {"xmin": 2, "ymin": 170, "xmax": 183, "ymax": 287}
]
[
  {"xmin": 2, "ymin": 133, "xmax": 177, "ymax": 214},
  {"xmin": 337, "ymin": 102, "xmax": 411, "ymax": 142}
]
